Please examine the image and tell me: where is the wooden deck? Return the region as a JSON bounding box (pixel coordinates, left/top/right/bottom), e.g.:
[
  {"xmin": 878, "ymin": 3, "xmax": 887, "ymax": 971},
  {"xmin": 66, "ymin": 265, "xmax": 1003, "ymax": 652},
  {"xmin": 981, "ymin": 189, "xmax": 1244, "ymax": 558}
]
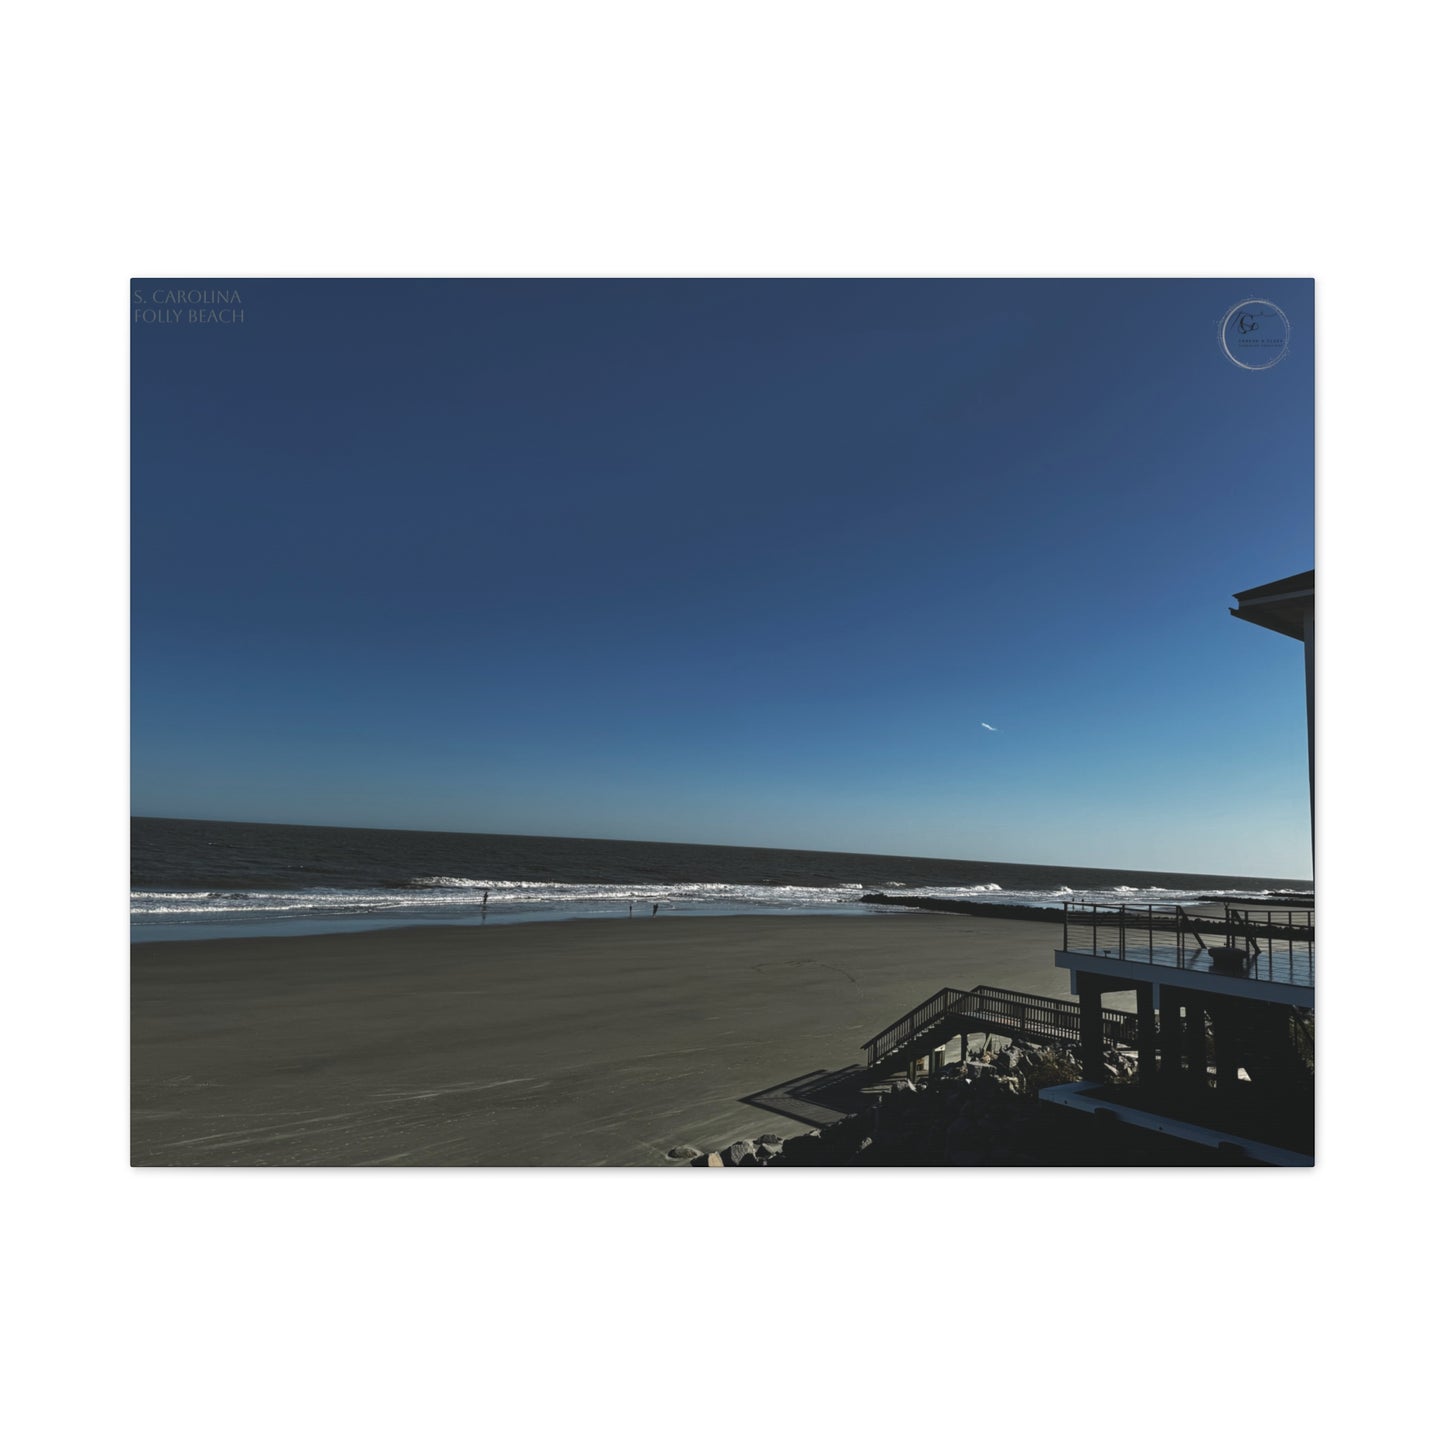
[{"xmin": 1063, "ymin": 903, "xmax": 1315, "ymax": 990}]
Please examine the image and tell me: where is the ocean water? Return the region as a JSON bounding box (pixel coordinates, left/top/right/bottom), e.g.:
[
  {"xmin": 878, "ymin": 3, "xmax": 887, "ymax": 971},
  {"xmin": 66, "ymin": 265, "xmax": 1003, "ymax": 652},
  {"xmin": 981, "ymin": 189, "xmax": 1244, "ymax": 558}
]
[{"xmin": 131, "ymin": 817, "xmax": 1313, "ymax": 942}]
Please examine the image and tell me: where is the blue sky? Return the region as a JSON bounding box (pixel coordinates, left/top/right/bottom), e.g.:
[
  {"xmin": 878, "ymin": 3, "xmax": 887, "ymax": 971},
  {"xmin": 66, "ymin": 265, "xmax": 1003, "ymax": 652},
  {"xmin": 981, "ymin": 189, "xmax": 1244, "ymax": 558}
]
[{"xmin": 132, "ymin": 279, "xmax": 1313, "ymax": 877}]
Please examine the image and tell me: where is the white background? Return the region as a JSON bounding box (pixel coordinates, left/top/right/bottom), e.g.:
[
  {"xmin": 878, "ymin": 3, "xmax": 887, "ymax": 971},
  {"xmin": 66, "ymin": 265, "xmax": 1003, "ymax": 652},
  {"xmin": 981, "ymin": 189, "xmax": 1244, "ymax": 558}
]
[{"xmin": 3, "ymin": 3, "xmax": 1438, "ymax": 1442}]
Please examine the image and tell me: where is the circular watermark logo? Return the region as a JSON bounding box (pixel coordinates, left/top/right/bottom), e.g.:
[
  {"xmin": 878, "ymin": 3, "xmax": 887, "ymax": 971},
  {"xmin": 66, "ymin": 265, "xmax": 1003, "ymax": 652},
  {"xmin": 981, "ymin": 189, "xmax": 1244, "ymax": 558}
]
[{"xmin": 1219, "ymin": 298, "xmax": 1290, "ymax": 370}]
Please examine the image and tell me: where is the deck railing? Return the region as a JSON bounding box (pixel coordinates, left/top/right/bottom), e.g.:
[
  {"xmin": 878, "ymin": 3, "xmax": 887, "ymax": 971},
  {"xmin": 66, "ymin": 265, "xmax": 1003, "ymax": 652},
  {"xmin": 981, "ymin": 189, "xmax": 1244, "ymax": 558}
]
[{"xmin": 1061, "ymin": 902, "xmax": 1314, "ymax": 985}]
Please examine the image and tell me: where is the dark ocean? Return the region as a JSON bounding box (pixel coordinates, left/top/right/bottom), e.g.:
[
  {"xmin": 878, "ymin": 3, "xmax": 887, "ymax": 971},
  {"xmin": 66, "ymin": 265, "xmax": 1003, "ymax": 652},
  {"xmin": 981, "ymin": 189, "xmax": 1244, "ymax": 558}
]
[{"xmin": 131, "ymin": 817, "xmax": 1313, "ymax": 941}]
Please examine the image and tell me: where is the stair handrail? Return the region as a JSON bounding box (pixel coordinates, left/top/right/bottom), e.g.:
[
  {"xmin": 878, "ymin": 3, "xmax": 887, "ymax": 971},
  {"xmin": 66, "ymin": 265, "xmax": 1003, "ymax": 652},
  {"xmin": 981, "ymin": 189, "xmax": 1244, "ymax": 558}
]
[
  {"xmin": 859, "ymin": 987, "xmax": 974, "ymax": 1056},
  {"xmin": 861, "ymin": 982, "xmax": 1139, "ymax": 1067}
]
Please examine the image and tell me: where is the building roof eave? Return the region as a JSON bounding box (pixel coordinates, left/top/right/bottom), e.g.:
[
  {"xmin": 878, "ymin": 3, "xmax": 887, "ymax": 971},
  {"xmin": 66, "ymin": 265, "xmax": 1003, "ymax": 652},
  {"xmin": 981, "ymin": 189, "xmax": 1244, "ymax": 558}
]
[{"xmin": 1231, "ymin": 569, "xmax": 1314, "ymax": 642}]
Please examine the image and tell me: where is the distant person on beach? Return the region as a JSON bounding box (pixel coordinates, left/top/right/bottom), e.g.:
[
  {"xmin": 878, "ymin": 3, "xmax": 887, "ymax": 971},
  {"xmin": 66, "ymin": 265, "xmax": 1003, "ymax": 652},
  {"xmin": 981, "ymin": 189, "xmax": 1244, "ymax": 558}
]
[
  {"xmin": 652, "ymin": 903, "xmax": 659, "ymax": 918},
  {"xmin": 628, "ymin": 904, "xmax": 633, "ymax": 918}
]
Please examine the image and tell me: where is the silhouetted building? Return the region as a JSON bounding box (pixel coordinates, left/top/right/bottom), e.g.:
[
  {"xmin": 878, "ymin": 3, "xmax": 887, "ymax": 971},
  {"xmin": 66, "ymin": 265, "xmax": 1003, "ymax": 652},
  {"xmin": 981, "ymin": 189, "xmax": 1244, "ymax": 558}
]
[{"xmin": 1045, "ymin": 569, "xmax": 1316, "ymax": 1163}]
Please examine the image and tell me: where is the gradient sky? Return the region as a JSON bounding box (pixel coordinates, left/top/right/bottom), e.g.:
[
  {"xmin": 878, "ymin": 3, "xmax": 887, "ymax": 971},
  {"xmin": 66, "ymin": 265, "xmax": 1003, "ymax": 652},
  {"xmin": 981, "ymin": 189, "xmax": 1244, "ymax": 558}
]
[{"xmin": 132, "ymin": 279, "xmax": 1314, "ymax": 878}]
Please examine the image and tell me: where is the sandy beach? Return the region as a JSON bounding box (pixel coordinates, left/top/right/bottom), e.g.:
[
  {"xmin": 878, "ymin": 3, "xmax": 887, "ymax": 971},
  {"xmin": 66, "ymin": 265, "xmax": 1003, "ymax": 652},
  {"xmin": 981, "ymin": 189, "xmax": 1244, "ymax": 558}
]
[{"xmin": 132, "ymin": 912, "xmax": 1077, "ymax": 1166}]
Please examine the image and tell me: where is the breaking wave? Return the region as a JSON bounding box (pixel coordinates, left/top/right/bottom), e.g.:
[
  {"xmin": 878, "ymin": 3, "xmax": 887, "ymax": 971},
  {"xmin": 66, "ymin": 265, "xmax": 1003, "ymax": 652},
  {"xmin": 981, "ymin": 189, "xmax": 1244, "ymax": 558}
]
[{"xmin": 131, "ymin": 876, "xmax": 1305, "ymax": 939}]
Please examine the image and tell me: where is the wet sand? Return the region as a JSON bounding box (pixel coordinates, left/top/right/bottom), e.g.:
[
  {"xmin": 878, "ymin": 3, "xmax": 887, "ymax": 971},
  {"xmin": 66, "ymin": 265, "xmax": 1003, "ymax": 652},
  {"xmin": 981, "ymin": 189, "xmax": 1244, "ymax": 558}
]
[{"xmin": 132, "ymin": 912, "xmax": 1073, "ymax": 1166}]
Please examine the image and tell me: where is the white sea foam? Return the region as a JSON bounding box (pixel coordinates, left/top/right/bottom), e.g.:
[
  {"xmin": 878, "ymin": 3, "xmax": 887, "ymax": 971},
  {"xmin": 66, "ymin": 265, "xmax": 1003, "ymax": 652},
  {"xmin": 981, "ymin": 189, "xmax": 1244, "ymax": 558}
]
[
  {"xmin": 130, "ymin": 876, "xmax": 1307, "ymax": 936},
  {"xmin": 131, "ymin": 878, "xmax": 867, "ymax": 922}
]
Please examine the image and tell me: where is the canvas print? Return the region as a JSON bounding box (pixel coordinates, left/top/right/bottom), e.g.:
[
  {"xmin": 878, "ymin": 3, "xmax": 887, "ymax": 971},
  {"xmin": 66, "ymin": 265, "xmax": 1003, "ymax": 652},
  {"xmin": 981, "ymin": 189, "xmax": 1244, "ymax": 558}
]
[{"xmin": 131, "ymin": 279, "xmax": 1314, "ymax": 1166}]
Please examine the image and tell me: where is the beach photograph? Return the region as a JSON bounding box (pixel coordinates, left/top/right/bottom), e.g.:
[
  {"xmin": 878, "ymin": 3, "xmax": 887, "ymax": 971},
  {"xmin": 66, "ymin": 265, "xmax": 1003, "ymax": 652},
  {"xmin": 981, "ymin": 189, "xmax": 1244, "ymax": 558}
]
[
  {"xmin": 18, "ymin": 4, "xmax": 1441, "ymax": 1441},
  {"xmin": 132, "ymin": 279, "xmax": 1315, "ymax": 1167}
]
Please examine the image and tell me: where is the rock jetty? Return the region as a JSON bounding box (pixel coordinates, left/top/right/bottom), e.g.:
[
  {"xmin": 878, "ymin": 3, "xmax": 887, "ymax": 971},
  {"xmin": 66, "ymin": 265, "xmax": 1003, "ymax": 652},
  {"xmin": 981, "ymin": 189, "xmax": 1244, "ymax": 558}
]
[{"xmin": 859, "ymin": 892, "xmax": 1064, "ymax": 923}]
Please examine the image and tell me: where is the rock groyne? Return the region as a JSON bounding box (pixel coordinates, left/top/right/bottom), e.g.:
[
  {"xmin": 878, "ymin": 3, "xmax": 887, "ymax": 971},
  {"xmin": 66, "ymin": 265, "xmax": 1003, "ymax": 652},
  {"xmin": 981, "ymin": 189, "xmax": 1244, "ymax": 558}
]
[{"xmin": 860, "ymin": 893, "xmax": 1063, "ymax": 923}]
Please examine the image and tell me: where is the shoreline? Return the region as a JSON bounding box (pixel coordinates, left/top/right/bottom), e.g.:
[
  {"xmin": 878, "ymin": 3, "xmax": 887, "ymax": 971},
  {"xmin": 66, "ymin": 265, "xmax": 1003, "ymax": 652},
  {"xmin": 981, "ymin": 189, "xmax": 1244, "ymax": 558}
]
[
  {"xmin": 133, "ymin": 912, "xmax": 1074, "ymax": 1166},
  {"xmin": 129, "ymin": 903, "xmax": 894, "ymax": 946},
  {"xmin": 132, "ymin": 887, "xmax": 1314, "ymax": 947}
]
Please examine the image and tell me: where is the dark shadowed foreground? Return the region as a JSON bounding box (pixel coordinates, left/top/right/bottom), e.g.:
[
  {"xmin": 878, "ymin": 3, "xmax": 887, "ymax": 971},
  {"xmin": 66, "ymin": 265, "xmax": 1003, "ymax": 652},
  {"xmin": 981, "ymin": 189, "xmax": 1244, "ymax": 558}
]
[{"xmin": 132, "ymin": 913, "xmax": 1073, "ymax": 1166}]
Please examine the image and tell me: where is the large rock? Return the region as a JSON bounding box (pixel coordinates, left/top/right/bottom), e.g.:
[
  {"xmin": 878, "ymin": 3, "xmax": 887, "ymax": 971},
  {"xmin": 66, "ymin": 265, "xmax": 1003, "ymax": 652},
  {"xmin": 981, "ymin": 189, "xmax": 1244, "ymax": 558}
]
[
  {"xmin": 774, "ymin": 1130, "xmax": 824, "ymax": 1164},
  {"xmin": 667, "ymin": 1145, "xmax": 701, "ymax": 1161},
  {"xmin": 725, "ymin": 1139, "xmax": 757, "ymax": 1166}
]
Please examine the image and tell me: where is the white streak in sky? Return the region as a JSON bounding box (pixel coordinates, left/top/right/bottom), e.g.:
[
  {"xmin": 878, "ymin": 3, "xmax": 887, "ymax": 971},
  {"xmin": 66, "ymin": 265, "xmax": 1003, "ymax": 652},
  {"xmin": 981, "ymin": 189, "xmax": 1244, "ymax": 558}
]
[{"xmin": 980, "ymin": 723, "xmax": 997, "ymax": 731}]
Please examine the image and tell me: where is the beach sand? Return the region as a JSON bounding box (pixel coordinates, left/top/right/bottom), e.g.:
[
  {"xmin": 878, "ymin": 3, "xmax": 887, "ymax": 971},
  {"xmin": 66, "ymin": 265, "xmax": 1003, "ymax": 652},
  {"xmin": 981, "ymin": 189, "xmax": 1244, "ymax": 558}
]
[{"xmin": 132, "ymin": 912, "xmax": 1075, "ymax": 1166}]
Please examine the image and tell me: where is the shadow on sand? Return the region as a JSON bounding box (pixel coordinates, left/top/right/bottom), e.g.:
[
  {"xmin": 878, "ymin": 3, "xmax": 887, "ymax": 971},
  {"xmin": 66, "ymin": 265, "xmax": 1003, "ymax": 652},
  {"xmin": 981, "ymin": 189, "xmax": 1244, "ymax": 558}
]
[{"xmin": 739, "ymin": 1065, "xmax": 893, "ymax": 1129}]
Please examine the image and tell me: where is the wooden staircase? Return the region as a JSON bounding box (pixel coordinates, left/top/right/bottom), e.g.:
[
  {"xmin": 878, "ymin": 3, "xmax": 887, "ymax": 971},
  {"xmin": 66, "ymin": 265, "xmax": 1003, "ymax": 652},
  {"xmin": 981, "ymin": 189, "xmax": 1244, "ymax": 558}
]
[{"xmin": 861, "ymin": 984, "xmax": 1136, "ymax": 1073}]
